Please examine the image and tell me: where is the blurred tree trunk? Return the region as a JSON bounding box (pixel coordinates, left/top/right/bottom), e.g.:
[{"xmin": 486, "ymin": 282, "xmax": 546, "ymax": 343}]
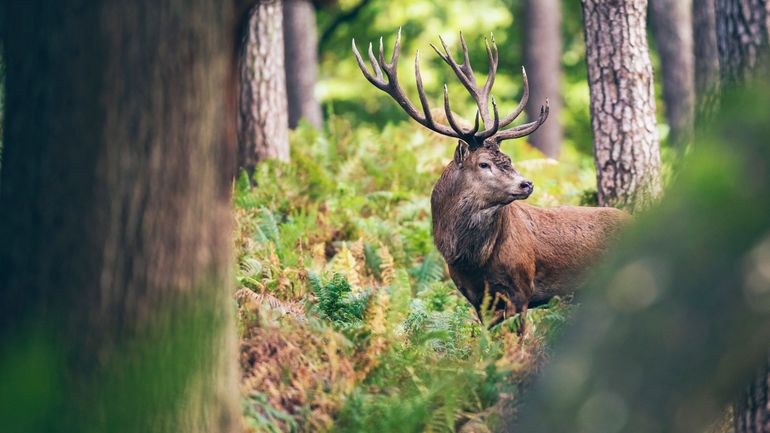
[
  {"xmin": 649, "ymin": 0, "xmax": 695, "ymax": 148},
  {"xmin": 522, "ymin": 0, "xmax": 563, "ymax": 158},
  {"xmin": 715, "ymin": 2, "xmax": 770, "ymax": 431},
  {"xmin": 0, "ymin": 2, "xmax": 240, "ymax": 433},
  {"xmin": 239, "ymin": 0, "xmax": 290, "ymax": 174},
  {"xmin": 581, "ymin": 0, "xmax": 662, "ymax": 211},
  {"xmin": 283, "ymin": 0, "xmax": 323, "ymax": 129},
  {"xmin": 715, "ymin": 0, "xmax": 770, "ymax": 86},
  {"xmin": 693, "ymin": 0, "xmax": 721, "ymax": 121}
]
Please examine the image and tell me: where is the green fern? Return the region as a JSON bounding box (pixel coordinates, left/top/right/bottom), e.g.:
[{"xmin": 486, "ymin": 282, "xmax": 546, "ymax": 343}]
[
  {"xmin": 309, "ymin": 273, "xmax": 370, "ymax": 329},
  {"xmin": 409, "ymin": 252, "xmax": 446, "ymax": 290}
]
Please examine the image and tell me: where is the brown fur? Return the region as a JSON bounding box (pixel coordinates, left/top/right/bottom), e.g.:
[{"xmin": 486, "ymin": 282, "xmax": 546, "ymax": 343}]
[{"xmin": 431, "ymin": 142, "xmax": 629, "ymax": 323}]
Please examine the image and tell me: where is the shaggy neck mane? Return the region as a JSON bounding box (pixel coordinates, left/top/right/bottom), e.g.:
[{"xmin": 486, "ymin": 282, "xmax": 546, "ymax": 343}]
[{"xmin": 431, "ymin": 164, "xmax": 505, "ymax": 269}]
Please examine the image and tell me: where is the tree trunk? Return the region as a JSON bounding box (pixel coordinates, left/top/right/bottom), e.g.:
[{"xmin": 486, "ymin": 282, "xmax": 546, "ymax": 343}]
[
  {"xmin": 649, "ymin": 0, "xmax": 695, "ymax": 148},
  {"xmin": 283, "ymin": 0, "xmax": 323, "ymax": 129},
  {"xmin": 735, "ymin": 354, "xmax": 770, "ymax": 433},
  {"xmin": 0, "ymin": 2, "xmax": 240, "ymax": 433},
  {"xmin": 715, "ymin": 0, "xmax": 770, "ymax": 86},
  {"xmin": 715, "ymin": 2, "xmax": 770, "ymax": 431},
  {"xmin": 581, "ymin": 0, "xmax": 662, "ymax": 211},
  {"xmin": 239, "ymin": 0, "xmax": 290, "ymax": 174},
  {"xmin": 523, "ymin": 0, "xmax": 563, "ymax": 159},
  {"xmin": 693, "ymin": 0, "xmax": 721, "ymax": 121}
]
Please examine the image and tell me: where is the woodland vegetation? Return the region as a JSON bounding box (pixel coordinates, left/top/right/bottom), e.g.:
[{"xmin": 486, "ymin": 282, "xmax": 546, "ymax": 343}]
[{"xmin": 1, "ymin": 1, "xmax": 769, "ymax": 433}]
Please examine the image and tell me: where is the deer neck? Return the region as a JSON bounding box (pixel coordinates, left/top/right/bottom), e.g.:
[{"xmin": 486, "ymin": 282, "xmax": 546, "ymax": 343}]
[{"xmin": 431, "ymin": 171, "xmax": 506, "ymax": 270}]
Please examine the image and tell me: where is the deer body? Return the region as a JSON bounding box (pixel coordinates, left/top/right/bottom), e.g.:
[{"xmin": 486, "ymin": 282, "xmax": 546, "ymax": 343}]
[
  {"xmin": 353, "ymin": 30, "xmax": 628, "ymax": 324},
  {"xmin": 432, "ymin": 160, "xmax": 627, "ymax": 318}
]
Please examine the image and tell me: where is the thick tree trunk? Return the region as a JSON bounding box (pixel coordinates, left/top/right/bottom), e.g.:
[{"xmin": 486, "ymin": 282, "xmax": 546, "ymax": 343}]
[
  {"xmin": 693, "ymin": 0, "xmax": 721, "ymax": 121},
  {"xmin": 239, "ymin": 0, "xmax": 290, "ymax": 173},
  {"xmin": 523, "ymin": 0, "xmax": 563, "ymax": 159},
  {"xmin": 283, "ymin": 0, "xmax": 323, "ymax": 129},
  {"xmin": 715, "ymin": 0, "xmax": 770, "ymax": 86},
  {"xmin": 0, "ymin": 2, "xmax": 240, "ymax": 433},
  {"xmin": 649, "ymin": 0, "xmax": 695, "ymax": 148},
  {"xmin": 735, "ymin": 354, "xmax": 770, "ymax": 433},
  {"xmin": 581, "ymin": 0, "xmax": 662, "ymax": 211}
]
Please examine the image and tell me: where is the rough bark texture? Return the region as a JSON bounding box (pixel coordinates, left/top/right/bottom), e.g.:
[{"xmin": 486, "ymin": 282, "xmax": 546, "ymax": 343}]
[
  {"xmin": 0, "ymin": 2, "xmax": 240, "ymax": 433},
  {"xmin": 283, "ymin": 0, "xmax": 323, "ymax": 129},
  {"xmin": 523, "ymin": 0, "xmax": 563, "ymax": 158},
  {"xmin": 581, "ymin": 0, "xmax": 662, "ymax": 211},
  {"xmin": 649, "ymin": 0, "xmax": 695, "ymax": 148},
  {"xmin": 693, "ymin": 0, "xmax": 721, "ymax": 121},
  {"xmin": 735, "ymin": 354, "xmax": 770, "ymax": 433},
  {"xmin": 716, "ymin": 0, "xmax": 770, "ymax": 86},
  {"xmin": 239, "ymin": 0, "xmax": 290, "ymax": 173}
]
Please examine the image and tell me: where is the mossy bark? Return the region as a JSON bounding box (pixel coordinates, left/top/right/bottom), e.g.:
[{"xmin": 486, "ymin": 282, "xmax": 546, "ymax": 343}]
[{"xmin": 0, "ymin": 2, "xmax": 241, "ymax": 432}]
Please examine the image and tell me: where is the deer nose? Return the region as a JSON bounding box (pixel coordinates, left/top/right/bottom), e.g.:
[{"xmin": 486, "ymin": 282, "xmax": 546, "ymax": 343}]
[{"xmin": 519, "ymin": 180, "xmax": 534, "ymax": 191}]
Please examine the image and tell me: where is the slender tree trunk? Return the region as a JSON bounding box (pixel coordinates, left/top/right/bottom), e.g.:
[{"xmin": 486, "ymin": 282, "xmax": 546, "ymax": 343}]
[
  {"xmin": 523, "ymin": 0, "xmax": 563, "ymax": 158},
  {"xmin": 283, "ymin": 0, "xmax": 323, "ymax": 129},
  {"xmin": 239, "ymin": 0, "xmax": 290, "ymax": 174},
  {"xmin": 735, "ymin": 354, "xmax": 770, "ymax": 433},
  {"xmin": 581, "ymin": 0, "xmax": 662, "ymax": 211},
  {"xmin": 715, "ymin": 0, "xmax": 770, "ymax": 86},
  {"xmin": 649, "ymin": 0, "xmax": 695, "ymax": 148},
  {"xmin": 0, "ymin": 2, "xmax": 240, "ymax": 433},
  {"xmin": 693, "ymin": 0, "xmax": 721, "ymax": 121}
]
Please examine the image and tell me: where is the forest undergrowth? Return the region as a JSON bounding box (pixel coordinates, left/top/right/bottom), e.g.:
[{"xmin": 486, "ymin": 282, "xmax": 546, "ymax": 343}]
[{"xmin": 234, "ymin": 117, "xmax": 598, "ymax": 432}]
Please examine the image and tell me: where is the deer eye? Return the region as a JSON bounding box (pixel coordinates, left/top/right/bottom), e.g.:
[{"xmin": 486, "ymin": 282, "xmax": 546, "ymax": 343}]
[{"xmin": 479, "ymin": 162, "xmax": 490, "ymax": 169}]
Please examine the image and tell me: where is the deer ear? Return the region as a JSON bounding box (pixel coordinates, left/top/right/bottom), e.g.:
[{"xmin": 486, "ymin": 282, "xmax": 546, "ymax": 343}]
[{"xmin": 454, "ymin": 141, "xmax": 470, "ymax": 166}]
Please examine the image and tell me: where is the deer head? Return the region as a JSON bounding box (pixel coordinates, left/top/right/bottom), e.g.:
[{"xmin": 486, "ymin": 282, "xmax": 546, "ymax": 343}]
[{"xmin": 352, "ymin": 29, "xmax": 548, "ymax": 209}]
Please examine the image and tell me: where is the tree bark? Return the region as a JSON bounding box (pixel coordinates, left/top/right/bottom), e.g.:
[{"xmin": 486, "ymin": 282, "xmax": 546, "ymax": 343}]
[
  {"xmin": 715, "ymin": 0, "xmax": 770, "ymax": 86},
  {"xmin": 283, "ymin": 0, "xmax": 323, "ymax": 129},
  {"xmin": 239, "ymin": 0, "xmax": 290, "ymax": 174},
  {"xmin": 735, "ymin": 354, "xmax": 770, "ymax": 433},
  {"xmin": 693, "ymin": 0, "xmax": 721, "ymax": 121},
  {"xmin": 523, "ymin": 0, "xmax": 563, "ymax": 159},
  {"xmin": 649, "ymin": 0, "xmax": 695, "ymax": 148},
  {"xmin": 715, "ymin": 2, "xmax": 770, "ymax": 431},
  {"xmin": 0, "ymin": 2, "xmax": 240, "ymax": 433},
  {"xmin": 581, "ymin": 0, "xmax": 662, "ymax": 211}
]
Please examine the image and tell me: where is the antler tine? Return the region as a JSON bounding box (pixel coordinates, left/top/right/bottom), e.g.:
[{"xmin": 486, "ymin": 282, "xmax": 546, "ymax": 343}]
[
  {"xmin": 443, "ymin": 84, "xmax": 471, "ymax": 137},
  {"xmin": 414, "ymin": 49, "xmax": 434, "ymax": 125},
  {"xmin": 352, "ymin": 39, "xmax": 386, "ymax": 90},
  {"xmin": 367, "ymin": 42, "xmax": 384, "ymax": 81},
  {"xmin": 458, "ymin": 32, "xmax": 477, "ymax": 85},
  {"xmin": 477, "ymin": 96, "xmax": 500, "ymax": 140},
  {"xmin": 481, "ymin": 34, "xmax": 499, "ymax": 97},
  {"xmin": 494, "ymin": 98, "xmax": 550, "ymax": 143},
  {"xmin": 498, "ymin": 66, "xmax": 530, "ymax": 129}
]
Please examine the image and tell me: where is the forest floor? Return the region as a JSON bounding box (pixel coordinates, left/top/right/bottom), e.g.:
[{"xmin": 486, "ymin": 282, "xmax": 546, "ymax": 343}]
[{"xmin": 233, "ymin": 118, "xmax": 598, "ymax": 433}]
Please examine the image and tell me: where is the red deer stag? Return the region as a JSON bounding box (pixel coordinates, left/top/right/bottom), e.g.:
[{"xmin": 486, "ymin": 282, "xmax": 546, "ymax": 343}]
[{"xmin": 353, "ymin": 30, "xmax": 628, "ymax": 326}]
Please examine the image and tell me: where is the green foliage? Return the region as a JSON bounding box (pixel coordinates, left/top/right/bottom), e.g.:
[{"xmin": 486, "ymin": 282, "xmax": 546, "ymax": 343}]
[
  {"xmin": 234, "ymin": 116, "xmax": 592, "ymax": 431},
  {"xmin": 309, "ymin": 273, "xmax": 371, "ymax": 329}
]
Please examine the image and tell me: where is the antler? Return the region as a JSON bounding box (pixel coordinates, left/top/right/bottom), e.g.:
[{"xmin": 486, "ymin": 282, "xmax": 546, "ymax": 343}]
[{"xmin": 352, "ymin": 30, "xmax": 549, "ymax": 148}]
